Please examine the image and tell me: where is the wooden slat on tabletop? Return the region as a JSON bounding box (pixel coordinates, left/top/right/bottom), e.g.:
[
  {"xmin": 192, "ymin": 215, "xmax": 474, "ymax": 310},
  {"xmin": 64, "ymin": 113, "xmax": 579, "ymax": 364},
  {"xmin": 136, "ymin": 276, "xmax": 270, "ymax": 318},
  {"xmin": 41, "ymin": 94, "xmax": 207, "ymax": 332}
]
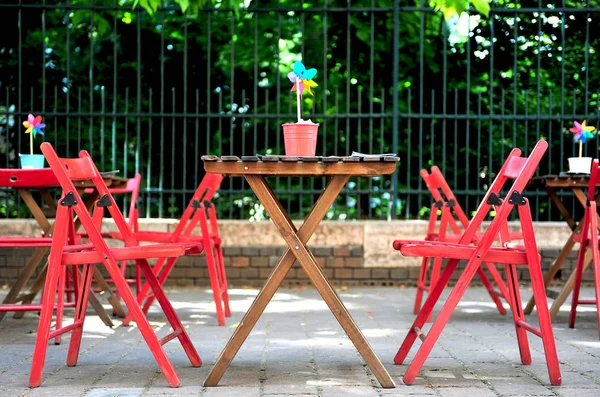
[
  {"xmin": 322, "ymin": 156, "xmax": 342, "ymax": 163},
  {"xmin": 241, "ymin": 156, "xmax": 260, "ymax": 162},
  {"xmin": 384, "ymin": 156, "xmax": 400, "ymax": 162},
  {"xmin": 281, "ymin": 156, "xmax": 299, "ymax": 162},
  {"xmin": 261, "ymin": 156, "xmax": 279, "ymax": 162},
  {"xmin": 201, "ymin": 155, "xmax": 219, "ymax": 162},
  {"xmin": 341, "ymin": 156, "xmax": 360, "ymax": 162},
  {"xmin": 302, "ymin": 156, "xmax": 321, "ymax": 162},
  {"xmin": 222, "ymin": 156, "xmax": 241, "ymax": 162}
]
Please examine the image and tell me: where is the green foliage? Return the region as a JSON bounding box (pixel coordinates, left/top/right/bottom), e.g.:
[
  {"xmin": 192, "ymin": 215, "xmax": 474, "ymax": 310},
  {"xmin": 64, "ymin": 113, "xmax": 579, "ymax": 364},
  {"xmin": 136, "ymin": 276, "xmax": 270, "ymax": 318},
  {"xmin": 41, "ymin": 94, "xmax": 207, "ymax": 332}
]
[{"xmin": 133, "ymin": 0, "xmax": 240, "ymax": 16}]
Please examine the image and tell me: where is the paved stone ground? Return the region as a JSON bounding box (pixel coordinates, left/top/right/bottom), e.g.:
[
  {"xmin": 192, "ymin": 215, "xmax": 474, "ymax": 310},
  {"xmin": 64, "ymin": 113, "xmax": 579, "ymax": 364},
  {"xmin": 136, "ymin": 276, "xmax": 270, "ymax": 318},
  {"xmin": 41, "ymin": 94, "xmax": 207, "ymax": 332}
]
[{"xmin": 1, "ymin": 286, "xmax": 600, "ymax": 397}]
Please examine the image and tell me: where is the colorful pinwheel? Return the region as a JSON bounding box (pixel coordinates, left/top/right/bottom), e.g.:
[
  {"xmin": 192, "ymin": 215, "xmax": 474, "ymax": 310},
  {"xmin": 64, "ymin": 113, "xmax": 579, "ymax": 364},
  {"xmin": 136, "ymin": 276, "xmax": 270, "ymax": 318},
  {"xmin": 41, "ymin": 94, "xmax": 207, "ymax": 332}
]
[
  {"xmin": 23, "ymin": 114, "xmax": 45, "ymax": 138},
  {"xmin": 22, "ymin": 114, "xmax": 45, "ymax": 155},
  {"xmin": 570, "ymin": 120, "xmax": 595, "ymax": 143},
  {"xmin": 288, "ymin": 61, "xmax": 318, "ymax": 122},
  {"xmin": 288, "ymin": 61, "xmax": 318, "ymax": 98}
]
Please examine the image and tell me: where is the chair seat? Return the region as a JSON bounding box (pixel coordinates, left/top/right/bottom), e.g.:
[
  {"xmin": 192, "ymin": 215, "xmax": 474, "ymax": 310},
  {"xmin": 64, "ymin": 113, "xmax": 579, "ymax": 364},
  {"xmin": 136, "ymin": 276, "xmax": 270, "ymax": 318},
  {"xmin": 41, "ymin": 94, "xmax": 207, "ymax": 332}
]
[
  {"xmin": 61, "ymin": 243, "xmax": 190, "ymax": 264},
  {"xmin": 0, "ymin": 237, "xmax": 52, "ymax": 247},
  {"xmin": 430, "ymin": 231, "xmax": 524, "ymax": 243},
  {"xmin": 393, "ymin": 239, "xmax": 530, "ymax": 264},
  {"xmin": 110, "ymin": 230, "xmax": 218, "ymax": 245}
]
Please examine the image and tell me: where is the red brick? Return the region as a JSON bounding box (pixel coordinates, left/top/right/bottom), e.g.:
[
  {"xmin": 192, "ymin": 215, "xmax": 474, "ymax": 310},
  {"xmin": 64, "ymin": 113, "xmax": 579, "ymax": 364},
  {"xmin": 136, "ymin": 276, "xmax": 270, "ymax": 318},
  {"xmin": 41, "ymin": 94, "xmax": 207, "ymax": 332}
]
[
  {"xmin": 353, "ymin": 269, "xmax": 370, "ymax": 279},
  {"xmin": 232, "ymin": 256, "xmax": 250, "ymax": 268},
  {"xmin": 345, "ymin": 257, "xmax": 363, "ymax": 268},
  {"xmin": 327, "ymin": 257, "xmax": 344, "ymax": 268},
  {"xmin": 186, "ymin": 268, "xmax": 207, "ymax": 278},
  {"xmin": 371, "ymin": 269, "xmax": 390, "ymax": 279},
  {"xmin": 251, "ymin": 257, "xmax": 269, "ymax": 267},
  {"xmin": 334, "ymin": 269, "xmax": 353, "ymax": 279},
  {"xmin": 333, "ymin": 246, "xmax": 351, "ymax": 257},
  {"xmin": 315, "ymin": 257, "xmax": 326, "ymax": 267},
  {"xmin": 240, "ymin": 268, "xmax": 259, "ymax": 279}
]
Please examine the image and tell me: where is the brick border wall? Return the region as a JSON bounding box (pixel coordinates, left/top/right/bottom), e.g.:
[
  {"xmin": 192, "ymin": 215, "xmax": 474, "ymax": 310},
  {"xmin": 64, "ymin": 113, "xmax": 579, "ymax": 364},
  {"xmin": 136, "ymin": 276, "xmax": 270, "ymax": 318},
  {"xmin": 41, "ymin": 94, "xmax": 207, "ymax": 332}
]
[{"xmin": 0, "ymin": 246, "xmax": 586, "ymax": 289}]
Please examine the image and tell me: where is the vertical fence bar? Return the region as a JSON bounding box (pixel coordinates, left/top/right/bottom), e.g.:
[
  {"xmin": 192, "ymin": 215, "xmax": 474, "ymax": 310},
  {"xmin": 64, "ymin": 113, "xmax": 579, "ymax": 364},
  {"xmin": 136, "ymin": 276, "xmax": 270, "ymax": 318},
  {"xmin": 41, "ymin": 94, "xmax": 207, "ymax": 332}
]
[
  {"xmin": 136, "ymin": 5, "xmax": 142, "ymax": 175},
  {"xmin": 391, "ymin": 0, "xmax": 399, "ymax": 219}
]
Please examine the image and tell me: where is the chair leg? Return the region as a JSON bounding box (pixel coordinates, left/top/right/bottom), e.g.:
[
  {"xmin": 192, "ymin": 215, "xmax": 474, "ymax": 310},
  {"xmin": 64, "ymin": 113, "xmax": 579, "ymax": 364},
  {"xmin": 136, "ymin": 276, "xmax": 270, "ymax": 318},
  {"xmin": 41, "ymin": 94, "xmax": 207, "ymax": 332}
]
[
  {"xmin": 413, "ymin": 255, "xmax": 429, "ymax": 314},
  {"xmin": 215, "ymin": 243, "xmax": 231, "ymax": 317},
  {"xmin": 29, "ymin": 251, "xmax": 62, "ymax": 387},
  {"xmin": 476, "ymin": 266, "xmax": 507, "ymax": 316},
  {"xmin": 588, "ymin": 209, "xmax": 600, "ymax": 339},
  {"xmin": 66, "ymin": 264, "xmax": 95, "ymax": 366},
  {"xmin": 519, "ymin": 203, "xmax": 562, "ymax": 386},
  {"xmin": 402, "ymin": 257, "xmax": 483, "ymax": 384},
  {"xmin": 54, "ymin": 265, "xmax": 67, "ymax": 345},
  {"xmin": 205, "ymin": 242, "xmax": 226, "ymax": 326},
  {"xmin": 484, "ymin": 261, "xmax": 511, "ymax": 308},
  {"xmin": 570, "ymin": 209, "xmax": 590, "ymax": 329},
  {"xmin": 105, "ymin": 258, "xmax": 182, "ymax": 387},
  {"xmin": 135, "ymin": 259, "xmax": 202, "ymax": 367},
  {"xmin": 505, "ymin": 263, "xmax": 531, "ymax": 365},
  {"xmin": 394, "ymin": 257, "xmax": 459, "ymax": 365}
]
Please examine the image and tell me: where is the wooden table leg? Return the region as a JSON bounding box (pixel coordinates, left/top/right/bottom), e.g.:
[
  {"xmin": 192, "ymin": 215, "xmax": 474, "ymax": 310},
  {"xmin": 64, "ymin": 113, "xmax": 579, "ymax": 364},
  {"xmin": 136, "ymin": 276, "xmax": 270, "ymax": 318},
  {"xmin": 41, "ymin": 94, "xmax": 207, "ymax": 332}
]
[
  {"xmin": 245, "ymin": 175, "xmax": 395, "ymax": 388},
  {"xmin": 92, "ymin": 267, "xmax": 126, "ymax": 318},
  {"xmin": 550, "ymin": 248, "xmax": 594, "ymax": 318},
  {"xmin": 524, "ymin": 222, "xmax": 581, "ymax": 315},
  {"xmin": 204, "ymin": 176, "xmax": 349, "ymax": 387}
]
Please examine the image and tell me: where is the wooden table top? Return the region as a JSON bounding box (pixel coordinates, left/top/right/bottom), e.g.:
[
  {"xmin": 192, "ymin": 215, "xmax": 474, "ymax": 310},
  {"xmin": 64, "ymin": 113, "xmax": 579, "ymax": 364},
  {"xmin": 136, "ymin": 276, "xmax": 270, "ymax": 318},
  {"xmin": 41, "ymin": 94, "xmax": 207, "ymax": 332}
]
[
  {"xmin": 202, "ymin": 155, "xmax": 400, "ymax": 177},
  {"xmin": 0, "ymin": 168, "xmax": 128, "ymax": 189},
  {"xmin": 529, "ymin": 174, "xmax": 594, "ymax": 189}
]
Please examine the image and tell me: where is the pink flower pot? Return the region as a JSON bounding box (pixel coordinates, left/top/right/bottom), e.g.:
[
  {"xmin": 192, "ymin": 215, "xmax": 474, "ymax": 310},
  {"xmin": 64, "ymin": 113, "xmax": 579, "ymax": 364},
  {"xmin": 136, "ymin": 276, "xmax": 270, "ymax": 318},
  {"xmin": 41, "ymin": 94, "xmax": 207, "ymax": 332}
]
[{"xmin": 282, "ymin": 123, "xmax": 319, "ymax": 156}]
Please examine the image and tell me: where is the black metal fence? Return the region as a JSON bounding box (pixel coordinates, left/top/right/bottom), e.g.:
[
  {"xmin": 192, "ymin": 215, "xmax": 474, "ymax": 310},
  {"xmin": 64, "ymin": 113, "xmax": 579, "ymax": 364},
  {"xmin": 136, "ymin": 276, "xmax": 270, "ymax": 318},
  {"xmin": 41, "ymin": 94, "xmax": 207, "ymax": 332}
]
[{"xmin": 0, "ymin": 0, "xmax": 599, "ymax": 221}]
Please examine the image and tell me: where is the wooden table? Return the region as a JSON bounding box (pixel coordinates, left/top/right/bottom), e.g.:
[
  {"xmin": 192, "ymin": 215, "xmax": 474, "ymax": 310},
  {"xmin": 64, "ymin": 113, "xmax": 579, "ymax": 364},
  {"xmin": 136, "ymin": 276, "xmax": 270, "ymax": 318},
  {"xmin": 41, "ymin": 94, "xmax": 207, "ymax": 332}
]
[
  {"xmin": 201, "ymin": 155, "xmax": 399, "ymax": 388},
  {"xmin": 0, "ymin": 168, "xmax": 128, "ymax": 324},
  {"xmin": 524, "ymin": 174, "xmax": 597, "ymax": 318}
]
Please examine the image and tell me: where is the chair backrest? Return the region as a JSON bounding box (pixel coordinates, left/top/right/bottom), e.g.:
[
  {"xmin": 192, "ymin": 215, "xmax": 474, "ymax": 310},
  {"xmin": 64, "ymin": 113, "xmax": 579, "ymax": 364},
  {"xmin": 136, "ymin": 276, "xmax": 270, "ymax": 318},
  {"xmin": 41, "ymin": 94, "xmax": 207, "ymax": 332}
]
[
  {"xmin": 458, "ymin": 140, "xmax": 548, "ymax": 246},
  {"xmin": 41, "ymin": 142, "xmax": 140, "ymax": 248},
  {"xmin": 588, "ymin": 159, "xmax": 600, "ymax": 201},
  {"xmin": 421, "ymin": 166, "xmax": 470, "ymax": 229},
  {"xmin": 170, "ymin": 173, "xmax": 224, "ymax": 240}
]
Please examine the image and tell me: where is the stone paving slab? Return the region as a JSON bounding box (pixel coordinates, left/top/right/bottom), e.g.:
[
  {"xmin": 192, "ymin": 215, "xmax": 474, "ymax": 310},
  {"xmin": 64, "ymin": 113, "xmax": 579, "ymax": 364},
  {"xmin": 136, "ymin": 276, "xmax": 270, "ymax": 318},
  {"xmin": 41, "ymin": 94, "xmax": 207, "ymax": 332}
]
[{"xmin": 1, "ymin": 286, "xmax": 600, "ymax": 396}]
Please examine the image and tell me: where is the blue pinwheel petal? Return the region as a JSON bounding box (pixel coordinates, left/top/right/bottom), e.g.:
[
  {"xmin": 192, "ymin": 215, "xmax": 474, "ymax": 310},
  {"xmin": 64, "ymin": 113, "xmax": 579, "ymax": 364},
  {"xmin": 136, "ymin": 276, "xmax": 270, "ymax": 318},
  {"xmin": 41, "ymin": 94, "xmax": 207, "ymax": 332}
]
[
  {"xmin": 34, "ymin": 127, "xmax": 44, "ymax": 136},
  {"xmin": 293, "ymin": 62, "xmax": 306, "ymax": 78},
  {"xmin": 37, "ymin": 123, "xmax": 46, "ymax": 129},
  {"xmin": 303, "ymin": 68, "xmax": 317, "ymax": 80},
  {"xmin": 574, "ymin": 132, "xmax": 583, "ymax": 142}
]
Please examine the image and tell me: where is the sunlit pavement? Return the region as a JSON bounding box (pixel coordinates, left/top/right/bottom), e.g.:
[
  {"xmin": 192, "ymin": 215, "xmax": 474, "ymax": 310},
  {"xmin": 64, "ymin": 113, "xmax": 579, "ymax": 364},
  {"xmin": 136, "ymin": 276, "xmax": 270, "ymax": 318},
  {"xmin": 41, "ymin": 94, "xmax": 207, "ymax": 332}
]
[{"xmin": 1, "ymin": 286, "xmax": 600, "ymax": 397}]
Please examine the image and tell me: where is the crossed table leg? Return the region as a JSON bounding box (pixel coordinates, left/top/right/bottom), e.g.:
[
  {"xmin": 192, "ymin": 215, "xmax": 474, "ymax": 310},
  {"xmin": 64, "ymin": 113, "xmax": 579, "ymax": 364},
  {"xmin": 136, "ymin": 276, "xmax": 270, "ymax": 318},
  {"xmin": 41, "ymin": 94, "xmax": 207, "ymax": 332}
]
[{"xmin": 204, "ymin": 175, "xmax": 395, "ymax": 388}]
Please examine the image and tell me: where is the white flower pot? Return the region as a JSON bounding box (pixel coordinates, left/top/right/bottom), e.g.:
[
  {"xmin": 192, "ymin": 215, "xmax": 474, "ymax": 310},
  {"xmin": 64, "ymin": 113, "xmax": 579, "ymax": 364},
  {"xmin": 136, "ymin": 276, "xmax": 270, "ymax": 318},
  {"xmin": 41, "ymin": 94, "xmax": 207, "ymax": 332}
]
[{"xmin": 568, "ymin": 157, "xmax": 593, "ymax": 174}]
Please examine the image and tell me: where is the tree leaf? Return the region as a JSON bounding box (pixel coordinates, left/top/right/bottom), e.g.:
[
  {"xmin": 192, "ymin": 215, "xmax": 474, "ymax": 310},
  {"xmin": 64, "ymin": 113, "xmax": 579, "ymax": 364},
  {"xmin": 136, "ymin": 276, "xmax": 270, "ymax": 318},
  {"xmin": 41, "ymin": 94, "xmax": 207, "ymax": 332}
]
[
  {"xmin": 471, "ymin": 0, "xmax": 491, "ymax": 17},
  {"xmin": 178, "ymin": 0, "xmax": 190, "ymax": 13}
]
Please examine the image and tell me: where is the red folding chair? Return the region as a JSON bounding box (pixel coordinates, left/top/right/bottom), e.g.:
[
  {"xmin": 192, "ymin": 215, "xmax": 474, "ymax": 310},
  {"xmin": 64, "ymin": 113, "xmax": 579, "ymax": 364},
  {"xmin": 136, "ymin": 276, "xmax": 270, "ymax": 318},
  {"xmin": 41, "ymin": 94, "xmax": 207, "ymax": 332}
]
[
  {"xmin": 393, "ymin": 141, "xmax": 561, "ymax": 386},
  {"xmin": 30, "ymin": 143, "xmax": 201, "ymax": 388},
  {"xmin": 118, "ymin": 173, "xmax": 230, "ymax": 326},
  {"xmin": 569, "ymin": 159, "xmax": 600, "ymax": 337},
  {"xmin": 414, "ymin": 167, "xmax": 514, "ymax": 315}
]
